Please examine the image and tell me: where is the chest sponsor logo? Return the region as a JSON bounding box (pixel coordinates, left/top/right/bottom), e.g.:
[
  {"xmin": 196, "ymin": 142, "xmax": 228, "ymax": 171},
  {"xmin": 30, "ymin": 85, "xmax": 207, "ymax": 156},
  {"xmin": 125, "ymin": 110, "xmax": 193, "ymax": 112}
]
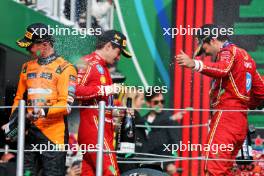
[
  {"xmin": 96, "ymin": 65, "xmax": 104, "ymax": 74},
  {"xmin": 27, "ymin": 73, "xmax": 37, "ymax": 79},
  {"xmin": 246, "ymin": 72, "xmax": 252, "ymax": 92},
  {"xmin": 28, "ymin": 88, "xmax": 52, "ymax": 95},
  {"xmin": 244, "ymin": 62, "xmax": 252, "ymax": 69},
  {"xmin": 100, "ymin": 76, "xmax": 106, "ymax": 84},
  {"xmin": 40, "ymin": 72, "xmax": 52, "ymax": 80}
]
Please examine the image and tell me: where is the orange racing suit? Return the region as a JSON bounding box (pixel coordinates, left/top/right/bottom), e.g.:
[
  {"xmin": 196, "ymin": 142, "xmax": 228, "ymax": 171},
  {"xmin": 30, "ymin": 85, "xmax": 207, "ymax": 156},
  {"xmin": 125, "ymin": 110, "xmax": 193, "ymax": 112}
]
[
  {"xmin": 12, "ymin": 55, "xmax": 77, "ymax": 145},
  {"xmin": 12, "ymin": 55, "xmax": 77, "ymax": 175}
]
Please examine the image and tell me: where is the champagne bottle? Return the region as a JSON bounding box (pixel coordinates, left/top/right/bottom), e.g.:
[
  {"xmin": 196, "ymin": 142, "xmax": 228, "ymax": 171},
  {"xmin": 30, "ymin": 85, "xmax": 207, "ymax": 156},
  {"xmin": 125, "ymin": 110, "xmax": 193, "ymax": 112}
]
[
  {"xmin": 119, "ymin": 97, "xmax": 136, "ymax": 157},
  {"xmin": 3, "ymin": 108, "xmax": 19, "ymax": 140}
]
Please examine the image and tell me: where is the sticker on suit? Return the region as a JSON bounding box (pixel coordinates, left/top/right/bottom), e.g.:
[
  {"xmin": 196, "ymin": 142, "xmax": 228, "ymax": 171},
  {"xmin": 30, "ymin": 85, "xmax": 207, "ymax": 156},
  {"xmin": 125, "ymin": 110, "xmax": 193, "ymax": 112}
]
[
  {"xmin": 246, "ymin": 72, "xmax": 252, "ymax": 92},
  {"xmin": 100, "ymin": 76, "xmax": 106, "ymax": 84},
  {"xmin": 40, "ymin": 72, "xmax": 52, "ymax": 80},
  {"xmin": 96, "ymin": 65, "xmax": 104, "ymax": 74},
  {"xmin": 27, "ymin": 73, "xmax": 37, "ymax": 79}
]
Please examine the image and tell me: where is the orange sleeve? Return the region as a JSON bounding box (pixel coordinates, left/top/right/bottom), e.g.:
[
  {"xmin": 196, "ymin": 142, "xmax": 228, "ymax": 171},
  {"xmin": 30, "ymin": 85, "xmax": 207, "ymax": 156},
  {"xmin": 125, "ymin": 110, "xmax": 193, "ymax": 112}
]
[
  {"xmin": 47, "ymin": 64, "xmax": 77, "ymax": 116},
  {"xmin": 11, "ymin": 63, "xmax": 27, "ymax": 115}
]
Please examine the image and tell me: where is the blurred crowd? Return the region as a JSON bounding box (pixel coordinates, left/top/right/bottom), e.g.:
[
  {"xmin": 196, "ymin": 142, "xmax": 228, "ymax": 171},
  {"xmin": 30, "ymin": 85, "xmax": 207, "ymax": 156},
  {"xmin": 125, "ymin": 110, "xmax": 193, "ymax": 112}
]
[{"xmin": 19, "ymin": 0, "xmax": 113, "ymax": 31}]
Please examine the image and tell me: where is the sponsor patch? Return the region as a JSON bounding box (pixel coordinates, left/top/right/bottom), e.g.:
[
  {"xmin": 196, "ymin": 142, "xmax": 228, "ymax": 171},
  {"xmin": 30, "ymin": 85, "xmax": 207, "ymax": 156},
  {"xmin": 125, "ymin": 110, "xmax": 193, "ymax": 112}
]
[
  {"xmin": 68, "ymin": 86, "xmax": 76, "ymax": 93},
  {"xmin": 68, "ymin": 91, "xmax": 75, "ymax": 97},
  {"xmin": 28, "ymin": 88, "xmax": 52, "ymax": 94},
  {"xmin": 100, "ymin": 76, "xmax": 106, "ymax": 84},
  {"xmin": 27, "ymin": 73, "xmax": 37, "ymax": 79},
  {"xmin": 22, "ymin": 65, "xmax": 27, "ymax": 73},
  {"xmin": 25, "ymin": 31, "xmax": 33, "ymax": 40},
  {"xmin": 69, "ymin": 75, "xmax": 77, "ymax": 81},
  {"xmin": 56, "ymin": 66, "xmax": 62, "ymax": 74},
  {"xmin": 96, "ymin": 65, "xmax": 104, "ymax": 74},
  {"xmin": 244, "ymin": 62, "xmax": 252, "ymax": 69},
  {"xmin": 40, "ymin": 72, "xmax": 52, "ymax": 80},
  {"xmin": 246, "ymin": 72, "xmax": 252, "ymax": 92}
]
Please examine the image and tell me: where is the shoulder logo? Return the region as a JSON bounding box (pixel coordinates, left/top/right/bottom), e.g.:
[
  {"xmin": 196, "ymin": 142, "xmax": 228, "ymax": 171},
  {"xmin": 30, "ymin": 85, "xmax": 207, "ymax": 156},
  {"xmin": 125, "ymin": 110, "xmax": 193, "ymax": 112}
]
[
  {"xmin": 56, "ymin": 66, "xmax": 62, "ymax": 74},
  {"xmin": 22, "ymin": 64, "xmax": 28, "ymax": 73},
  {"xmin": 246, "ymin": 72, "xmax": 252, "ymax": 92},
  {"xmin": 96, "ymin": 65, "xmax": 104, "ymax": 74}
]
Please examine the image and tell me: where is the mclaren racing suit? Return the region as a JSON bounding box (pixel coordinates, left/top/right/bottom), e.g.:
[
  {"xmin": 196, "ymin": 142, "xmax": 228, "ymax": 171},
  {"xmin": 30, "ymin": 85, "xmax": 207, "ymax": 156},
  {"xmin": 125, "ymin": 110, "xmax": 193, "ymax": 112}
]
[
  {"xmin": 76, "ymin": 52, "xmax": 119, "ymax": 176},
  {"xmin": 12, "ymin": 54, "xmax": 77, "ymax": 175},
  {"xmin": 194, "ymin": 42, "xmax": 264, "ymax": 175}
]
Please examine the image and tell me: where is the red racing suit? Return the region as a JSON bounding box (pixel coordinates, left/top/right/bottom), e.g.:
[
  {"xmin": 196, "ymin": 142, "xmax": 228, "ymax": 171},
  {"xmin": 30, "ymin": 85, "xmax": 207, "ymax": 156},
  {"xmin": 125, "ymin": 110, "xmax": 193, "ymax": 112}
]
[
  {"xmin": 194, "ymin": 43, "xmax": 264, "ymax": 175},
  {"xmin": 76, "ymin": 52, "xmax": 119, "ymax": 176}
]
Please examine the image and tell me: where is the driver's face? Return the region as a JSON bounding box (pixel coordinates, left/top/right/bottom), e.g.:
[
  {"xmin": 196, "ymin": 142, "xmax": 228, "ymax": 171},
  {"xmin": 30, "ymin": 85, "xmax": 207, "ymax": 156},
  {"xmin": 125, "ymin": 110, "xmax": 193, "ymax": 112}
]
[
  {"xmin": 106, "ymin": 45, "xmax": 121, "ymax": 65},
  {"xmin": 27, "ymin": 42, "xmax": 46, "ymax": 58},
  {"xmin": 202, "ymin": 42, "xmax": 214, "ymax": 56},
  {"xmin": 201, "ymin": 40, "xmax": 219, "ymax": 56}
]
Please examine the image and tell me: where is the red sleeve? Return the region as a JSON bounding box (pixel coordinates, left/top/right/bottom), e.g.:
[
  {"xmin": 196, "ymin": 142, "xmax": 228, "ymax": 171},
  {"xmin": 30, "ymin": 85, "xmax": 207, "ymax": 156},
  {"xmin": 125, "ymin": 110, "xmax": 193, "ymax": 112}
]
[
  {"xmin": 76, "ymin": 64, "xmax": 102, "ymax": 100},
  {"xmin": 200, "ymin": 49, "xmax": 235, "ymax": 78},
  {"xmin": 251, "ymin": 71, "xmax": 264, "ymax": 99},
  {"xmin": 248, "ymin": 73, "xmax": 264, "ymax": 109}
]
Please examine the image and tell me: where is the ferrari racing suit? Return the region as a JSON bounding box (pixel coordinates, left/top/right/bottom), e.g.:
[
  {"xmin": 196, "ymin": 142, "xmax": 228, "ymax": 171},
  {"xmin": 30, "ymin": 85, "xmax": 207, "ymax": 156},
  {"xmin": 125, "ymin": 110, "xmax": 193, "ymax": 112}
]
[
  {"xmin": 76, "ymin": 52, "xmax": 119, "ymax": 176},
  {"xmin": 194, "ymin": 42, "xmax": 264, "ymax": 175}
]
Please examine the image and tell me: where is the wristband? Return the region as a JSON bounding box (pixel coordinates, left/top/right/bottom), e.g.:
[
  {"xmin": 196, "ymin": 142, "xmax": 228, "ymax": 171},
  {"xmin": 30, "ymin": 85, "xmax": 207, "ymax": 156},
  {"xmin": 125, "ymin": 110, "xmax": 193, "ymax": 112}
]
[{"xmin": 193, "ymin": 60, "xmax": 204, "ymax": 72}]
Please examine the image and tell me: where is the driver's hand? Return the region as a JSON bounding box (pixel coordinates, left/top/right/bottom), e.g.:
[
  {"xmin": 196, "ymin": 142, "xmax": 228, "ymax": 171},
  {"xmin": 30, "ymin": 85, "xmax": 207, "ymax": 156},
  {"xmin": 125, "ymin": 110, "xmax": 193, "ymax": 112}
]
[{"xmin": 26, "ymin": 108, "xmax": 45, "ymax": 121}]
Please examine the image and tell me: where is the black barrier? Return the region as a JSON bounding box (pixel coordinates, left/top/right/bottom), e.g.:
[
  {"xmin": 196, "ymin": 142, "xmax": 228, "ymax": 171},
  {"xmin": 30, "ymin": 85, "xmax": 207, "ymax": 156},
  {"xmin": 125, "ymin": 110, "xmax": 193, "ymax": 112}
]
[{"xmin": 121, "ymin": 168, "xmax": 169, "ymax": 176}]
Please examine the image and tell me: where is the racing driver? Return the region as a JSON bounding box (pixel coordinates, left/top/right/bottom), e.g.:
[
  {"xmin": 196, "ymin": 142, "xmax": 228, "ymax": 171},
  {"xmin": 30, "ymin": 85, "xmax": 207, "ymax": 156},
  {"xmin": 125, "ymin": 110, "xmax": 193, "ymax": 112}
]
[
  {"xmin": 175, "ymin": 24, "xmax": 264, "ymax": 175},
  {"xmin": 76, "ymin": 30, "xmax": 132, "ymax": 176},
  {"xmin": 8, "ymin": 23, "xmax": 77, "ymax": 175}
]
